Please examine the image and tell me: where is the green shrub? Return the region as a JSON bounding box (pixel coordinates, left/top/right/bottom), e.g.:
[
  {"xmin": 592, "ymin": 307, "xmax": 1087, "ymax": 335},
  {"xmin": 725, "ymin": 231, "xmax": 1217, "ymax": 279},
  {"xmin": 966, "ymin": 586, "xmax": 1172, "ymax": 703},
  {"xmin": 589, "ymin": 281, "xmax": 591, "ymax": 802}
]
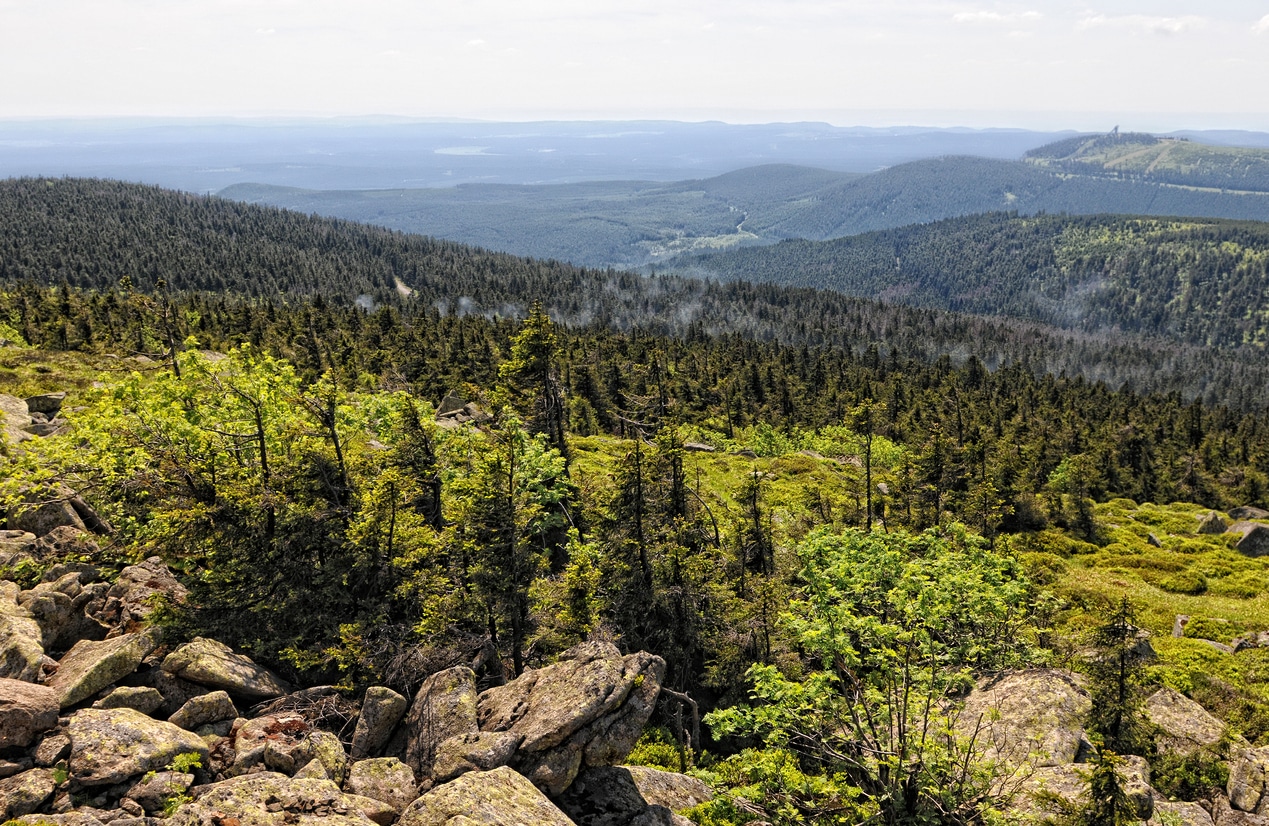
[{"xmin": 1159, "ymin": 571, "xmax": 1208, "ymax": 595}]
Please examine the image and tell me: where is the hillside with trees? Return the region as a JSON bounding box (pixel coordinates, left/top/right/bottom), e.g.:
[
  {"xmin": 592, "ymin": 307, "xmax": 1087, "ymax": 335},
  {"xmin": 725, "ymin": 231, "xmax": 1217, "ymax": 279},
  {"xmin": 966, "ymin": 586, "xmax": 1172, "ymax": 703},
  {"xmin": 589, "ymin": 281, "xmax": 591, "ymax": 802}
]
[{"xmin": 5, "ymin": 177, "xmax": 1269, "ymax": 822}]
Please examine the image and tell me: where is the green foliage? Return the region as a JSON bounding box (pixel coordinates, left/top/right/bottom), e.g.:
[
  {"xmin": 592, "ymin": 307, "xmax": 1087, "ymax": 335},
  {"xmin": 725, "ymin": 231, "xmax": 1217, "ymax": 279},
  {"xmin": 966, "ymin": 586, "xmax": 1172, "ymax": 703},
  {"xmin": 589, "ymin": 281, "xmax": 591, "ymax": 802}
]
[
  {"xmin": 1151, "ymin": 745, "xmax": 1230, "ymax": 802},
  {"xmin": 625, "ymin": 727, "xmax": 689, "ymax": 773},
  {"xmin": 166, "ymin": 752, "xmax": 204, "ymax": 773},
  {"xmin": 705, "ymin": 525, "xmax": 1034, "ymax": 824},
  {"xmin": 1084, "ymin": 600, "xmax": 1153, "ymax": 756},
  {"xmin": 686, "ymin": 748, "xmax": 864, "ymax": 826}
]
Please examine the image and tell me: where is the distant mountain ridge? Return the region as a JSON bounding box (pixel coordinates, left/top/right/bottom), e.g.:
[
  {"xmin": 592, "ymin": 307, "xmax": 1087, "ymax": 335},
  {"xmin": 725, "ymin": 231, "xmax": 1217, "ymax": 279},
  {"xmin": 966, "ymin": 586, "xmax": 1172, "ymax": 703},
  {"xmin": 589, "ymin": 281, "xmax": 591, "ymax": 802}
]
[{"xmin": 224, "ymin": 153, "xmax": 1269, "ymax": 269}]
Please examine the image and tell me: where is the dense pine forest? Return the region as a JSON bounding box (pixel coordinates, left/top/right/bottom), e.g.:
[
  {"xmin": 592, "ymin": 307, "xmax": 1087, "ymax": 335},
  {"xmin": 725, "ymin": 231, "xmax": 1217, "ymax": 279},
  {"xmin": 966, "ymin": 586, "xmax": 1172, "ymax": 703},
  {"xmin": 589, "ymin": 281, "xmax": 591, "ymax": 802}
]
[{"xmin": 5, "ymin": 177, "xmax": 1269, "ymax": 824}]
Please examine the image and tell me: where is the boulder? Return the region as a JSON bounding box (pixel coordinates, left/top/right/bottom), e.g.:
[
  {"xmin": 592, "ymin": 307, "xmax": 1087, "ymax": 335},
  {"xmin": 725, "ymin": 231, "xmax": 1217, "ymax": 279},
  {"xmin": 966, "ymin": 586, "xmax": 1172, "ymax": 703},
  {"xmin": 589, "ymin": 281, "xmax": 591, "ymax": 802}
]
[
  {"xmin": 957, "ymin": 669, "xmax": 1091, "ymax": 768},
  {"xmin": 1149, "ymin": 800, "xmax": 1215, "ymax": 825},
  {"xmin": 24, "ymin": 392, "xmax": 66, "ymax": 417},
  {"xmin": 477, "ymin": 642, "xmax": 666, "ymax": 795},
  {"xmin": 1230, "ymin": 523, "xmax": 1269, "ymax": 558},
  {"xmin": 0, "ymin": 581, "xmax": 45, "ymax": 681},
  {"xmin": 1230, "ymin": 746, "xmax": 1269, "ymax": 814},
  {"xmin": 34, "ymin": 733, "xmax": 72, "ymax": 766},
  {"xmin": 92, "ymin": 685, "xmax": 165, "ymax": 715},
  {"xmin": 555, "ymin": 766, "xmax": 713, "ymax": 826},
  {"xmin": 0, "ymin": 768, "xmax": 57, "ymax": 821},
  {"xmin": 1, "ymin": 394, "xmax": 33, "ymax": 445},
  {"xmin": 397, "ymin": 766, "xmax": 577, "ymax": 826},
  {"xmin": 5, "ymin": 814, "xmax": 106, "ymax": 826},
  {"xmin": 1146, "ymin": 687, "xmax": 1228, "ymax": 757},
  {"xmin": 303, "ymin": 730, "xmax": 349, "ymax": 785},
  {"xmin": 0, "ymin": 530, "xmax": 37, "ymax": 568},
  {"xmin": 0, "ymin": 677, "xmax": 59, "ymax": 748},
  {"xmin": 66, "ymin": 707, "xmax": 209, "ymax": 787},
  {"xmin": 230, "ymin": 712, "xmax": 343, "ymax": 777},
  {"xmin": 351, "ymin": 685, "xmax": 408, "ymax": 759},
  {"xmin": 34, "ymin": 528, "xmax": 101, "ymax": 568},
  {"xmin": 161, "ymin": 637, "xmax": 289, "ymax": 699},
  {"xmin": 0, "ymin": 758, "xmax": 33, "ymax": 780},
  {"xmin": 344, "ymin": 792, "xmax": 401, "ymax": 826},
  {"xmin": 1231, "ymin": 507, "xmax": 1269, "ymax": 521},
  {"xmin": 125, "ymin": 770, "xmax": 194, "ymax": 814},
  {"xmin": 1198, "ymin": 511, "xmax": 1230, "ymax": 534},
  {"xmin": 6, "ymin": 484, "xmax": 107, "ymax": 539},
  {"xmin": 100, "ymin": 557, "xmax": 187, "ymax": 633},
  {"xmin": 344, "ymin": 757, "xmax": 418, "ymax": 814},
  {"xmin": 400, "ymin": 666, "xmax": 480, "ymax": 778},
  {"xmin": 431, "ymin": 731, "xmax": 522, "ymax": 784},
  {"xmin": 1214, "ymin": 793, "xmax": 1269, "ymax": 824},
  {"xmin": 45, "ymin": 630, "xmax": 159, "ymax": 708},
  {"xmin": 167, "ymin": 689, "xmax": 237, "ymax": 731},
  {"xmin": 1016, "ymin": 756, "xmax": 1153, "ymax": 822},
  {"xmin": 169, "ymin": 772, "xmax": 378, "ymax": 826}
]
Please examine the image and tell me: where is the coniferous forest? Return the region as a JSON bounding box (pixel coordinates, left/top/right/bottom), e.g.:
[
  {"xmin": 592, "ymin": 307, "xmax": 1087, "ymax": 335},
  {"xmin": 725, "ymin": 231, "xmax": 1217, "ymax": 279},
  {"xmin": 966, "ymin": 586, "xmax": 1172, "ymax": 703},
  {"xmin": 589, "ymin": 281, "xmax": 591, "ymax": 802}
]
[{"xmin": 4, "ymin": 177, "xmax": 1269, "ymax": 824}]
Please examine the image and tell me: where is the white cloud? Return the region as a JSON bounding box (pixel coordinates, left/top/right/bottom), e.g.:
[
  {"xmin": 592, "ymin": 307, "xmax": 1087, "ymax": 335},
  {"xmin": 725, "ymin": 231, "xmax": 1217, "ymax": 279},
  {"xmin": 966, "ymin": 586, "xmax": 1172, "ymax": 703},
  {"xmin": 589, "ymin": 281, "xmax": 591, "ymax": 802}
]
[
  {"xmin": 953, "ymin": 10, "xmax": 1041, "ymax": 25},
  {"xmin": 1078, "ymin": 14, "xmax": 1207, "ymax": 35},
  {"xmin": 1254, "ymin": 14, "xmax": 1269, "ymax": 34}
]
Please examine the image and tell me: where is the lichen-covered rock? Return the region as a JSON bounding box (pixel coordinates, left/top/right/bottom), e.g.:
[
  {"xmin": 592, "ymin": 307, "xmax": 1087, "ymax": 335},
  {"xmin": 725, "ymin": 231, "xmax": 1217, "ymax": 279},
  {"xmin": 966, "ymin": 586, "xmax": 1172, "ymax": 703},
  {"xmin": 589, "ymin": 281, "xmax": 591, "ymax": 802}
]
[
  {"xmin": 304, "ymin": 730, "xmax": 349, "ymax": 785},
  {"xmin": 66, "ymin": 707, "xmax": 209, "ymax": 787},
  {"xmin": 0, "ymin": 530, "xmax": 37, "ymax": 569},
  {"xmin": 1231, "ymin": 746, "xmax": 1269, "ymax": 814},
  {"xmin": 161, "ymin": 637, "xmax": 289, "ymax": 699},
  {"xmin": 0, "ymin": 581, "xmax": 44, "ymax": 681},
  {"xmin": 1231, "ymin": 506, "xmax": 1269, "ymax": 521},
  {"xmin": 167, "ymin": 689, "xmax": 237, "ymax": 731},
  {"xmin": 344, "ymin": 757, "xmax": 417, "ymax": 813},
  {"xmin": 231, "ymin": 712, "xmax": 314, "ymax": 775},
  {"xmin": 0, "ymin": 677, "xmax": 59, "ymax": 748},
  {"xmin": 169, "ymin": 772, "xmax": 378, "ymax": 825},
  {"xmin": 957, "ymin": 669, "xmax": 1091, "ymax": 768},
  {"xmin": 344, "ymin": 792, "xmax": 400, "ymax": 826},
  {"xmin": 477, "ymin": 642, "xmax": 666, "ymax": 795},
  {"xmin": 6, "ymin": 814, "xmax": 106, "ymax": 826},
  {"xmin": 92, "ymin": 685, "xmax": 165, "ymax": 715},
  {"xmin": 0, "ymin": 768, "xmax": 57, "ymax": 820},
  {"xmin": 400, "ymin": 666, "xmax": 480, "ymax": 778},
  {"xmin": 432, "ymin": 731, "xmax": 521, "ymax": 784},
  {"xmin": 397, "ymin": 766, "xmax": 577, "ymax": 826},
  {"xmin": 1146, "ymin": 686, "xmax": 1229, "ymax": 757},
  {"xmin": 99, "ymin": 557, "xmax": 187, "ymax": 634},
  {"xmin": 45, "ymin": 630, "xmax": 159, "ymax": 708},
  {"xmin": 1214, "ymin": 793, "xmax": 1269, "ymax": 824},
  {"xmin": 125, "ymin": 770, "xmax": 194, "ymax": 813},
  {"xmin": 351, "ymin": 685, "xmax": 408, "ymax": 759},
  {"xmin": 556, "ymin": 765, "xmax": 713, "ymax": 826}
]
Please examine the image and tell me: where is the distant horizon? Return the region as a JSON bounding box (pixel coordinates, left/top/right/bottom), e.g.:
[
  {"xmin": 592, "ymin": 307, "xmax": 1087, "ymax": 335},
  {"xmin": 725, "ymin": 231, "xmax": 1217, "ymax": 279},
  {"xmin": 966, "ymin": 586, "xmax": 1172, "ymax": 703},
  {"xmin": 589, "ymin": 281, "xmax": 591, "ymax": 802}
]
[{"xmin": 3, "ymin": 113, "xmax": 1269, "ymax": 136}]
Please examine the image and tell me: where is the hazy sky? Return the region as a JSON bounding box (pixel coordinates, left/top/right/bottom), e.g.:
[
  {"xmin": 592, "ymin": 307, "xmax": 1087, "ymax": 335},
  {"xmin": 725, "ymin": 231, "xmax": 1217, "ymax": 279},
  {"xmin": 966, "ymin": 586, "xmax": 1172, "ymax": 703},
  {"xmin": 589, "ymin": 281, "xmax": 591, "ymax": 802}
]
[{"xmin": 4, "ymin": 0, "xmax": 1268, "ymax": 130}]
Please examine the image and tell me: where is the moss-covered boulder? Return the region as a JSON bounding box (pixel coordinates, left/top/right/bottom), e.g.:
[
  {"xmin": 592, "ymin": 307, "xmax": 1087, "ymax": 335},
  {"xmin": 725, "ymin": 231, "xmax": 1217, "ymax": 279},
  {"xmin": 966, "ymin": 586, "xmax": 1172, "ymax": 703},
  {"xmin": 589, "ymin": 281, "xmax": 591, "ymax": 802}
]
[
  {"xmin": 1229, "ymin": 746, "xmax": 1269, "ymax": 815},
  {"xmin": 397, "ymin": 766, "xmax": 576, "ymax": 826},
  {"xmin": 0, "ymin": 677, "xmax": 59, "ymax": 748},
  {"xmin": 66, "ymin": 707, "xmax": 209, "ymax": 787},
  {"xmin": 400, "ymin": 666, "xmax": 479, "ymax": 778},
  {"xmin": 0, "ymin": 581, "xmax": 44, "ymax": 682},
  {"xmin": 344, "ymin": 756, "xmax": 417, "ymax": 813},
  {"xmin": 161, "ymin": 637, "xmax": 289, "ymax": 699},
  {"xmin": 92, "ymin": 685, "xmax": 164, "ymax": 714},
  {"xmin": 168, "ymin": 772, "xmax": 378, "ymax": 825},
  {"xmin": 45, "ymin": 630, "xmax": 159, "ymax": 709},
  {"xmin": 958, "ymin": 669, "xmax": 1091, "ymax": 769},
  {"xmin": 167, "ymin": 689, "xmax": 237, "ymax": 730},
  {"xmin": 1145, "ymin": 687, "xmax": 1229, "ymax": 757}
]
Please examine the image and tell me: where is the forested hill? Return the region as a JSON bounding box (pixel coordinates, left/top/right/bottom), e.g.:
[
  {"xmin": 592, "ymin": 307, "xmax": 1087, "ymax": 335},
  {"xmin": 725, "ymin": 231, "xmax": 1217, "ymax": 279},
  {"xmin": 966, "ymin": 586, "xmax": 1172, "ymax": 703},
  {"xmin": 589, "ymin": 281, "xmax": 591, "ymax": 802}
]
[
  {"xmin": 1025, "ymin": 132, "xmax": 1269, "ymax": 193},
  {"xmin": 223, "ymin": 154, "xmax": 1269, "ymax": 270},
  {"xmin": 4, "ymin": 177, "xmax": 1269, "ymax": 410},
  {"xmin": 674, "ymin": 212, "xmax": 1269, "ymax": 349}
]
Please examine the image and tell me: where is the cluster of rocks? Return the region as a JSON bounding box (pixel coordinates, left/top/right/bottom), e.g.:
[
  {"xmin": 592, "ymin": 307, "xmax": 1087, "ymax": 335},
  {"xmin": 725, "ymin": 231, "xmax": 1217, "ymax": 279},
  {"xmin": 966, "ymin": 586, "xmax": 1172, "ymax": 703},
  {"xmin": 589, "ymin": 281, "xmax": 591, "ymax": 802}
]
[
  {"xmin": 956, "ymin": 668, "xmax": 1267, "ymax": 824},
  {"xmin": 433, "ymin": 391, "xmax": 492, "ymax": 430},
  {"xmin": 2, "ymin": 548, "xmax": 709, "ymax": 825},
  {"xmin": 1, "ymin": 392, "xmax": 69, "ymax": 444},
  {"xmin": 1196, "ymin": 508, "xmax": 1269, "ymax": 557}
]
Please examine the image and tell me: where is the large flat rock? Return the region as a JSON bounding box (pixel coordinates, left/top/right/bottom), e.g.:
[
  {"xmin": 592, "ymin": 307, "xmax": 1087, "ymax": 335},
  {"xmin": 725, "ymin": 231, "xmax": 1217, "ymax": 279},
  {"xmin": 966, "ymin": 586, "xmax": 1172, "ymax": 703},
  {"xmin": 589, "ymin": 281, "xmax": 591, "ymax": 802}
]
[
  {"xmin": 957, "ymin": 669, "xmax": 1091, "ymax": 768},
  {"xmin": 161, "ymin": 636, "xmax": 289, "ymax": 699},
  {"xmin": 67, "ymin": 707, "xmax": 209, "ymax": 787}
]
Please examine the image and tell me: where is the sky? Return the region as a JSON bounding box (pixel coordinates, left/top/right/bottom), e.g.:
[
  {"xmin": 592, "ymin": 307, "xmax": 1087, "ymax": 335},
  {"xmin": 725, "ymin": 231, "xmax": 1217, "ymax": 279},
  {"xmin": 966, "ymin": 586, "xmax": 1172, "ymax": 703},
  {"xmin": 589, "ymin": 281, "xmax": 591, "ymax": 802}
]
[{"xmin": 3, "ymin": 0, "xmax": 1269, "ymax": 131}]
